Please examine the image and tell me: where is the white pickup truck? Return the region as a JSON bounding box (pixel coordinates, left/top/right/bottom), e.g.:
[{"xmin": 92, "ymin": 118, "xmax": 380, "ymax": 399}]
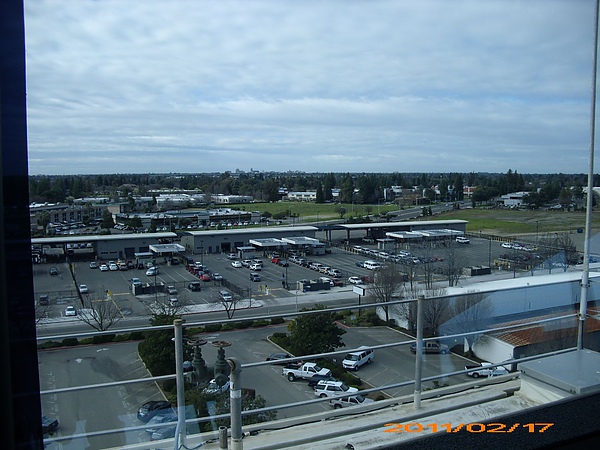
[
  {"xmin": 465, "ymin": 362, "xmax": 509, "ymax": 378},
  {"xmin": 282, "ymin": 362, "xmax": 332, "ymax": 382}
]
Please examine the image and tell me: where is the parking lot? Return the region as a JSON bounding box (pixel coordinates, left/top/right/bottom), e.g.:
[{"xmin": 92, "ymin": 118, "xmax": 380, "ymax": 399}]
[
  {"xmin": 39, "ymin": 322, "xmax": 475, "ymax": 447},
  {"xmin": 33, "ymin": 235, "xmax": 526, "ymax": 322}
]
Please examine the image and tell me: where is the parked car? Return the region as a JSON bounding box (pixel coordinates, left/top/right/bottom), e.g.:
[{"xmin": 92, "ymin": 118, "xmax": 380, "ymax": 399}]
[
  {"xmin": 212, "ymin": 272, "xmax": 223, "ymax": 281},
  {"xmin": 188, "ymin": 281, "xmax": 201, "ymax": 291},
  {"xmin": 89, "ymin": 261, "xmax": 98, "ymax": 269},
  {"xmin": 410, "ymin": 341, "xmax": 449, "ymax": 354},
  {"xmin": 329, "ymin": 394, "xmax": 374, "ymax": 409},
  {"xmin": 348, "ymin": 276, "xmax": 361, "ymax": 284},
  {"xmin": 64, "ymin": 306, "xmax": 77, "ymax": 316},
  {"xmin": 167, "ymin": 285, "xmax": 178, "ymax": 296},
  {"xmin": 99, "ymin": 264, "xmax": 109, "ymax": 272},
  {"xmin": 137, "ymin": 400, "xmax": 172, "ymax": 422},
  {"xmin": 314, "ymin": 380, "xmax": 358, "ymax": 398},
  {"xmin": 249, "ymin": 272, "xmax": 261, "ymax": 282},
  {"xmin": 227, "ymin": 253, "xmax": 237, "ymax": 260},
  {"xmin": 219, "ymin": 290, "xmax": 232, "ymax": 302},
  {"xmin": 200, "ymin": 273, "xmax": 211, "ymax": 282},
  {"xmin": 146, "ymin": 266, "xmax": 159, "ymax": 276},
  {"xmin": 278, "ymin": 260, "xmax": 289, "ymax": 267},
  {"xmin": 307, "ymin": 374, "xmax": 337, "ymax": 387},
  {"xmin": 78, "ymin": 284, "xmax": 88, "ymax": 294},
  {"xmin": 249, "ymin": 263, "xmax": 262, "ymax": 271},
  {"xmin": 465, "ymin": 362, "xmax": 510, "ymax": 378},
  {"xmin": 342, "ymin": 347, "xmax": 374, "ymax": 371},
  {"xmin": 49, "ymin": 267, "xmax": 58, "ymax": 275},
  {"xmin": 231, "ymin": 260, "xmax": 242, "ymax": 268},
  {"xmin": 266, "ymin": 353, "xmax": 292, "ymax": 365},
  {"xmin": 130, "ymin": 277, "xmax": 142, "ymax": 287},
  {"xmin": 456, "ymin": 236, "xmax": 470, "ymax": 244},
  {"xmin": 169, "ymin": 298, "xmax": 179, "ymax": 306},
  {"xmin": 38, "ymin": 294, "xmax": 49, "ymax": 306}
]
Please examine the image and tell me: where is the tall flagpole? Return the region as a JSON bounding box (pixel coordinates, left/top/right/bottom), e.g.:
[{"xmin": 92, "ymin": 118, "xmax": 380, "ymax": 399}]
[{"xmin": 578, "ymin": 0, "xmax": 599, "ymax": 349}]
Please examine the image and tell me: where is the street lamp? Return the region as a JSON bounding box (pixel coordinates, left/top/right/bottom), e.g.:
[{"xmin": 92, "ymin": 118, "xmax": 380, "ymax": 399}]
[{"xmin": 200, "ymin": 240, "xmax": 204, "ymax": 267}]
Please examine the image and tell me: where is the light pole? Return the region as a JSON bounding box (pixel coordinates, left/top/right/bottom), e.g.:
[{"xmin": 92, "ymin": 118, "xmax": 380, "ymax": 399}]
[{"xmin": 200, "ymin": 240, "xmax": 204, "ymax": 267}]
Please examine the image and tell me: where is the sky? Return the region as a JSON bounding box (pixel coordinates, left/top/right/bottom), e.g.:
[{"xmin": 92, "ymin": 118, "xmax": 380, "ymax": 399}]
[{"xmin": 24, "ymin": 0, "xmax": 598, "ymax": 175}]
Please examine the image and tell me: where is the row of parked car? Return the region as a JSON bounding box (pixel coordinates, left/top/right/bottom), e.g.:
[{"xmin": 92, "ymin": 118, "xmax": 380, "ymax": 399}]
[{"xmin": 273, "ymin": 347, "xmax": 377, "ymax": 409}]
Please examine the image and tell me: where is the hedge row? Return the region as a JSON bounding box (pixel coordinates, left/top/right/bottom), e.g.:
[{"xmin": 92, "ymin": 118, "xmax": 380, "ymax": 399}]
[{"xmin": 37, "ymin": 318, "xmax": 286, "ymax": 350}]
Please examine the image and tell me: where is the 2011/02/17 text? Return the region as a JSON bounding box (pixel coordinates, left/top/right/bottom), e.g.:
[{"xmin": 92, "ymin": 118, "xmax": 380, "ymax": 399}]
[{"xmin": 384, "ymin": 423, "xmax": 554, "ymax": 433}]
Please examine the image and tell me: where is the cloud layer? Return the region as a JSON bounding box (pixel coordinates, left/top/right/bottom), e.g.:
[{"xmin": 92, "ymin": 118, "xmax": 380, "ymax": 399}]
[{"xmin": 25, "ymin": 0, "xmax": 596, "ymax": 174}]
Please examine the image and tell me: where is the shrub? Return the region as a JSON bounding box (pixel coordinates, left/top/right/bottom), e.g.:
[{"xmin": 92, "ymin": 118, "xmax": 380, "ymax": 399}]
[
  {"xmin": 61, "ymin": 337, "xmax": 79, "ymax": 347},
  {"xmin": 235, "ymin": 320, "xmax": 253, "ymax": 329},
  {"xmin": 79, "ymin": 337, "xmax": 93, "ymax": 345},
  {"xmin": 251, "ymin": 319, "xmax": 270, "ymax": 328},
  {"xmin": 112, "ymin": 334, "xmax": 130, "ymax": 342},
  {"xmin": 186, "ymin": 326, "xmax": 204, "ymax": 336},
  {"xmin": 204, "ymin": 323, "xmax": 222, "ymax": 332},
  {"xmin": 221, "ymin": 323, "xmax": 234, "ymax": 331},
  {"xmin": 128, "ymin": 331, "xmax": 145, "ymax": 340},
  {"xmin": 270, "ymin": 317, "xmax": 285, "ymax": 325},
  {"xmin": 38, "ymin": 341, "xmax": 63, "ymax": 349},
  {"xmin": 92, "ymin": 334, "xmax": 116, "ymax": 344},
  {"xmin": 162, "ymin": 379, "xmax": 176, "ymax": 393}
]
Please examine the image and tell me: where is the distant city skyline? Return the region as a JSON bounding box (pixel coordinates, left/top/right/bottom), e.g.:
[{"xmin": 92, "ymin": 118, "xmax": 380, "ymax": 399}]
[{"xmin": 25, "ymin": 0, "xmax": 596, "ymax": 175}]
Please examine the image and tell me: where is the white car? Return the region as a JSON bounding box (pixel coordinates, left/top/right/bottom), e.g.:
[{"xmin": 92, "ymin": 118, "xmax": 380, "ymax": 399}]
[
  {"xmin": 329, "ymin": 394, "xmax": 374, "ymax": 409},
  {"xmin": 64, "ymin": 306, "xmax": 77, "ymax": 317},
  {"xmin": 79, "ymin": 284, "xmax": 88, "ymax": 294},
  {"xmin": 314, "ymin": 380, "xmax": 358, "ymax": 398},
  {"xmin": 348, "ymin": 276, "xmax": 361, "ymax": 284},
  {"xmin": 99, "ymin": 264, "xmax": 109, "ymax": 272},
  {"xmin": 501, "ymin": 242, "xmax": 513, "ymax": 249},
  {"xmin": 146, "ymin": 267, "xmax": 159, "ymax": 276},
  {"xmin": 231, "ymin": 260, "xmax": 242, "ymax": 268},
  {"xmin": 109, "ymin": 263, "xmax": 119, "ymax": 271}
]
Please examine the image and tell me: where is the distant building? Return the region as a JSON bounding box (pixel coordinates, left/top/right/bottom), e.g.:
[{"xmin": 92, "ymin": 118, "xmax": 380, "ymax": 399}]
[
  {"xmin": 500, "ymin": 191, "xmax": 527, "ymax": 207},
  {"xmin": 211, "ymin": 194, "xmax": 253, "ymax": 204},
  {"xmin": 287, "ymin": 191, "xmax": 317, "ymax": 201}
]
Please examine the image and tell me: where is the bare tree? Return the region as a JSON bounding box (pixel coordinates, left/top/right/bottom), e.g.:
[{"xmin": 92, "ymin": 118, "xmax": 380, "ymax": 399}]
[
  {"xmin": 369, "ymin": 265, "xmax": 405, "ymax": 323},
  {"xmin": 393, "ymin": 285, "xmax": 448, "ymax": 335},
  {"xmin": 208, "ymin": 293, "xmax": 241, "ymax": 320},
  {"xmin": 78, "ymin": 294, "xmax": 123, "ymax": 331},
  {"xmin": 446, "ymin": 290, "xmax": 493, "ymax": 352},
  {"xmin": 422, "ymin": 287, "xmax": 450, "ymax": 336},
  {"xmin": 442, "ymin": 239, "xmax": 469, "ymax": 286}
]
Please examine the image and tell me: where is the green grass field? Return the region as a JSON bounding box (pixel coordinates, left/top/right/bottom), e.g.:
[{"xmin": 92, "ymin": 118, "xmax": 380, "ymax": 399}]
[{"xmin": 249, "ymin": 201, "xmax": 597, "ymax": 236}]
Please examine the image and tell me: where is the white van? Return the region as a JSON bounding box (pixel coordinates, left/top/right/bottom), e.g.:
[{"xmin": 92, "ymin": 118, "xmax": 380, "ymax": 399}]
[
  {"xmin": 342, "ymin": 346, "xmax": 374, "ymax": 370},
  {"xmin": 364, "ymin": 260, "xmax": 381, "ymax": 270}
]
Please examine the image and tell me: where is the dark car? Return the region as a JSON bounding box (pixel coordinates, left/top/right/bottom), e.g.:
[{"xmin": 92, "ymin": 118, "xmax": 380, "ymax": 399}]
[
  {"xmin": 188, "ymin": 281, "xmax": 201, "ymax": 291},
  {"xmin": 308, "ymin": 375, "xmax": 338, "ymax": 388},
  {"xmin": 49, "ymin": 267, "xmax": 58, "ymax": 275},
  {"xmin": 266, "ymin": 353, "xmax": 292, "ymax": 365},
  {"xmin": 42, "ymin": 415, "xmax": 59, "ymax": 434},
  {"xmin": 278, "ymin": 260, "xmax": 289, "ymax": 267},
  {"xmin": 39, "ymin": 294, "xmax": 49, "ymax": 306},
  {"xmin": 137, "ymin": 400, "xmax": 172, "ymax": 422}
]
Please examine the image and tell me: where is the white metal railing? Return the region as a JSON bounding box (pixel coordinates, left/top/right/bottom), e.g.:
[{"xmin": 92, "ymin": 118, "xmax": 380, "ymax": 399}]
[{"xmin": 38, "ymin": 296, "xmax": 585, "ymax": 448}]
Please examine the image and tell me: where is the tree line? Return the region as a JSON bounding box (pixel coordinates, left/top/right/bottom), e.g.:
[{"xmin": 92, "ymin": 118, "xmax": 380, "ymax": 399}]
[{"xmin": 29, "ymin": 170, "xmax": 594, "ymax": 206}]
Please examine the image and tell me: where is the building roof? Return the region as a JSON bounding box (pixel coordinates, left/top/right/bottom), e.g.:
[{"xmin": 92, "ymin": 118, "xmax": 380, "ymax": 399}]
[{"xmin": 489, "ymin": 308, "xmax": 600, "ymax": 348}]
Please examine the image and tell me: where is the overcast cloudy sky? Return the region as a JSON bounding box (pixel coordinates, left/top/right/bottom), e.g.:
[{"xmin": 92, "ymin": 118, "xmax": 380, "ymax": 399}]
[{"xmin": 24, "ymin": 0, "xmax": 596, "ymax": 175}]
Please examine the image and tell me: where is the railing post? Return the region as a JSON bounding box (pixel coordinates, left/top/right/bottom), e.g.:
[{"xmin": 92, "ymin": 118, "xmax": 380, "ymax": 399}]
[
  {"xmin": 174, "ymin": 319, "xmax": 186, "ymax": 447},
  {"xmin": 227, "ymin": 357, "xmax": 243, "ymax": 450},
  {"xmin": 414, "ymin": 294, "xmax": 424, "ymax": 409}
]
